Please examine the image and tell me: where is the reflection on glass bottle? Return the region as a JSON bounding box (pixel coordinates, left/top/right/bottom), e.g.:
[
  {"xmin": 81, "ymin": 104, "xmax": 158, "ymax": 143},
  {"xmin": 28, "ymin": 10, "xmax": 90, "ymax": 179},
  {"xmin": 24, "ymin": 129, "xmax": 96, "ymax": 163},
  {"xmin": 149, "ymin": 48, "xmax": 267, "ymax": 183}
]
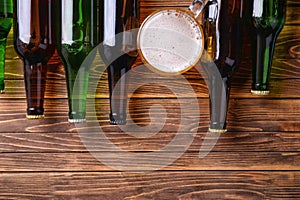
[
  {"xmin": 99, "ymin": 0, "xmax": 139, "ymax": 125},
  {"xmin": 56, "ymin": 0, "xmax": 99, "ymax": 123},
  {"xmin": 250, "ymin": 0, "xmax": 286, "ymax": 95},
  {"xmin": 202, "ymin": 0, "xmax": 244, "ymax": 132},
  {"xmin": 0, "ymin": 0, "xmax": 13, "ymax": 93},
  {"xmin": 14, "ymin": 0, "xmax": 56, "ymax": 119}
]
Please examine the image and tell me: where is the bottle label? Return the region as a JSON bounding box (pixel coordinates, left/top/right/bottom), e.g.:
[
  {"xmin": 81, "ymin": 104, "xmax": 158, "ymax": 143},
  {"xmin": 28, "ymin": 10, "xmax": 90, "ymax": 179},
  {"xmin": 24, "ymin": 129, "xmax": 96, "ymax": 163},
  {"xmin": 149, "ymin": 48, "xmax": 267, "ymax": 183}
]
[
  {"xmin": 104, "ymin": 0, "xmax": 116, "ymax": 46},
  {"xmin": 17, "ymin": 0, "xmax": 31, "ymax": 44},
  {"xmin": 61, "ymin": 0, "xmax": 74, "ymax": 45},
  {"xmin": 253, "ymin": 0, "xmax": 263, "ymax": 17}
]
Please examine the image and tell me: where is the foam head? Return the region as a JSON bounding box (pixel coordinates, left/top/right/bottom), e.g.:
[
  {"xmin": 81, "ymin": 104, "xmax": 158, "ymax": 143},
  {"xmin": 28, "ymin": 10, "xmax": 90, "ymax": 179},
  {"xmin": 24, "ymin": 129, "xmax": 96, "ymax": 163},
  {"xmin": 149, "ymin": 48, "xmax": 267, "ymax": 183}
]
[{"xmin": 138, "ymin": 9, "xmax": 204, "ymax": 74}]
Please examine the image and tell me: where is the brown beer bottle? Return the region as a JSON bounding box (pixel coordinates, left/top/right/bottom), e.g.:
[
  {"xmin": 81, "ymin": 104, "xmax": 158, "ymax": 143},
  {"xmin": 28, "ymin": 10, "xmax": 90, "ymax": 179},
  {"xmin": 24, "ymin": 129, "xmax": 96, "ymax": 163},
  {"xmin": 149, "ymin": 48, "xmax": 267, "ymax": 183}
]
[
  {"xmin": 14, "ymin": 0, "xmax": 56, "ymax": 119},
  {"xmin": 99, "ymin": 0, "xmax": 139, "ymax": 125},
  {"xmin": 202, "ymin": 0, "xmax": 244, "ymax": 132}
]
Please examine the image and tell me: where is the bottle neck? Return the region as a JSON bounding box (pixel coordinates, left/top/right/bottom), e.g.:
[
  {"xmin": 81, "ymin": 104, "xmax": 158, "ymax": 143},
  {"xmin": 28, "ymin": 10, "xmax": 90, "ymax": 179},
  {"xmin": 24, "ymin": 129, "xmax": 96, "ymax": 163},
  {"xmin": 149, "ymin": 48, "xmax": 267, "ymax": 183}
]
[
  {"xmin": 202, "ymin": 61, "xmax": 230, "ymax": 132},
  {"xmin": 24, "ymin": 62, "xmax": 47, "ymax": 119},
  {"xmin": 0, "ymin": 41, "xmax": 7, "ymax": 91},
  {"xmin": 252, "ymin": 33, "xmax": 276, "ymax": 91}
]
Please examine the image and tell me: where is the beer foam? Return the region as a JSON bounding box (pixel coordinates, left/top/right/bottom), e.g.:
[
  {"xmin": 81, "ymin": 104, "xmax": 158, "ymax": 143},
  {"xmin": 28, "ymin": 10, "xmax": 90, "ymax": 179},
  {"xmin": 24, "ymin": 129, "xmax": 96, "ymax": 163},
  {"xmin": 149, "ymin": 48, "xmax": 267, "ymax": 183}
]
[{"xmin": 138, "ymin": 9, "xmax": 203, "ymax": 73}]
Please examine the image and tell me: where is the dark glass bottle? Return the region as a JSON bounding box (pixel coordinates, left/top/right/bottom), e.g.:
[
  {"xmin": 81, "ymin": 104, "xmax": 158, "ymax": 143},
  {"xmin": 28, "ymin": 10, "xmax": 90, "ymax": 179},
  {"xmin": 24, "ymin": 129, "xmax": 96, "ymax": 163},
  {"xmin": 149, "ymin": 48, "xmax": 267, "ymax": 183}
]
[
  {"xmin": 0, "ymin": 0, "xmax": 13, "ymax": 93},
  {"xmin": 99, "ymin": 0, "xmax": 139, "ymax": 125},
  {"xmin": 14, "ymin": 0, "xmax": 56, "ymax": 119},
  {"xmin": 201, "ymin": 0, "xmax": 244, "ymax": 132},
  {"xmin": 55, "ymin": 0, "xmax": 99, "ymax": 123},
  {"xmin": 250, "ymin": 0, "xmax": 286, "ymax": 95}
]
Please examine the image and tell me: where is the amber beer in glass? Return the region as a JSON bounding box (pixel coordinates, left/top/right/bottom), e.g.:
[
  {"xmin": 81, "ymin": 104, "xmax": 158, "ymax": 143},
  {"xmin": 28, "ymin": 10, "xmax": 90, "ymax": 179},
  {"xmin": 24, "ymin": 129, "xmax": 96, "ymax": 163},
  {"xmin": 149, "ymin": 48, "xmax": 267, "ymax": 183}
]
[
  {"xmin": 14, "ymin": 0, "xmax": 56, "ymax": 119},
  {"xmin": 202, "ymin": 0, "xmax": 244, "ymax": 132},
  {"xmin": 99, "ymin": 0, "xmax": 139, "ymax": 125},
  {"xmin": 249, "ymin": 0, "xmax": 286, "ymax": 95},
  {"xmin": 0, "ymin": 0, "xmax": 13, "ymax": 93}
]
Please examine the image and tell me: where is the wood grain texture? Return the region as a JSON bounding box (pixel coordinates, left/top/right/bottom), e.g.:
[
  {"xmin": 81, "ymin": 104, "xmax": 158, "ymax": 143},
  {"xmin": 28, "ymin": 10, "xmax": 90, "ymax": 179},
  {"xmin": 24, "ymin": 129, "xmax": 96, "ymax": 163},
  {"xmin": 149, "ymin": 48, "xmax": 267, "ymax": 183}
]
[
  {"xmin": 2, "ymin": 75, "xmax": 300, "ymax": 99},
  {"xmin": 0, "ymin": 0, "xmax": 299, "ymax": 198},
  {"xmin": 0, "ymin": 151, "xmax": 299, "ymax": 171},
  {"xmin": 0, "ymin": 98, "xmax": 299, "ymax": 133},
  {"xmin": 139, "ymin": 4, "xmax": 300, "ymax": 26},
  {"xmin": 5, "ymin": 31, "xmax": 300, "ymax": 79},
  {"xmin": 3, "ymin": 1, "xmax": 300, "ymax": 81},
  {"xmin": 0, "ymin": 172, "xmax": 300, "ymax": 199},
  {"xmin": 0, "ymin": 132, "xmax": 300, "ymax": 153}
]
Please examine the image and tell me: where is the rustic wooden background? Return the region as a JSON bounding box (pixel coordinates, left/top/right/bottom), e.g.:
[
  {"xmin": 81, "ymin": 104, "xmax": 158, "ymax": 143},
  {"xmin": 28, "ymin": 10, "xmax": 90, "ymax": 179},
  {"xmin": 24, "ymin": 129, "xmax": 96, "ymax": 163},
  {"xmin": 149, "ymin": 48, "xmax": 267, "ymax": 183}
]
[{"xmin": 0, "ymin": 0, "xmax": 299, "ymax": 199}]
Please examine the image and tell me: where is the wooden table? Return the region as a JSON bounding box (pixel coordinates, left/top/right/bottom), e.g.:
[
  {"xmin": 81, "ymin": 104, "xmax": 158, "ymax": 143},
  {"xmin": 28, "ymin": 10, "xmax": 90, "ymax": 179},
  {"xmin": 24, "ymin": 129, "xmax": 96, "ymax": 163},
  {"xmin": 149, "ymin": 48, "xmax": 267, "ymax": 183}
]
[{"xmin": 0, "ymin": 1, "xmax": 299, "ymax": 199}]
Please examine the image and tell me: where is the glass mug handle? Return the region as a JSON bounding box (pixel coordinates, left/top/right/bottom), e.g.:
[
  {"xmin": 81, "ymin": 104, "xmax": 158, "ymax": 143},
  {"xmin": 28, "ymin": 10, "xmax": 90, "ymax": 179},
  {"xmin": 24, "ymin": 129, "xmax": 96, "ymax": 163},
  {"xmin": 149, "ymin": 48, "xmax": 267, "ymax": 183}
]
[{"xmin": 189, "ymin": 0, "xmax": 209, "ymax": 18}]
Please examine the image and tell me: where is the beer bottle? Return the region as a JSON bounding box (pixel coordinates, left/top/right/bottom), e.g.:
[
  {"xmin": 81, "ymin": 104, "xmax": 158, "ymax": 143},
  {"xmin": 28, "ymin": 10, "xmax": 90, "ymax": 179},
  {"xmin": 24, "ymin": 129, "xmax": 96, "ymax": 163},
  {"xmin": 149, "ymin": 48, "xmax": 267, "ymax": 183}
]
[
  {"xmin": 14, "ymin": 0, "xmax": 56, "ymax": 119},
  {"xmin": 249, "ymin": 0, "xmax": 286, "ymax": 95},
  {"xmin": 0, "ymin": 0, "xmax": 13, "ymax": 93},
  {"xmin": 99, "ymin": 0, "xmax": 139, "ymax": 125},
  {"xmin": 202, "ymin": 0, "xmax": 244, "ymax": 133},
  {"xmin": 55, "ymin": 0, "xmax": 99, "ymax": 123}
]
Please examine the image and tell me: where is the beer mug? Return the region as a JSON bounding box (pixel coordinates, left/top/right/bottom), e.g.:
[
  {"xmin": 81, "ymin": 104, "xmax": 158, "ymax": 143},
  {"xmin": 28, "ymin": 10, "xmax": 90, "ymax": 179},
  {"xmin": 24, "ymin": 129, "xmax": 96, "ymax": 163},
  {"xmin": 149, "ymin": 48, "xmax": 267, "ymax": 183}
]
[{"xmin": 137, "ymin": 0, "xmax": 207, "ymax": 75}]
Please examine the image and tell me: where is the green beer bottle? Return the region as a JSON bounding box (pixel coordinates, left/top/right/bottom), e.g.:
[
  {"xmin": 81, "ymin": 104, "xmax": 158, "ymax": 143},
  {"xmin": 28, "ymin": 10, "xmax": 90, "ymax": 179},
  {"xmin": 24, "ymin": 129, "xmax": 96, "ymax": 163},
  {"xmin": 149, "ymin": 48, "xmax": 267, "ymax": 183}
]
[
  {"xmin": 0, "ymin": 0, "xmax": 13, "ymax": 93},
  {"xmin": 250, "ymin": 0, "xmax": 286, "ymax": 95},
  {"xmin": 55, "ymin": 0, "xmax": 99, "ymax": 123}
]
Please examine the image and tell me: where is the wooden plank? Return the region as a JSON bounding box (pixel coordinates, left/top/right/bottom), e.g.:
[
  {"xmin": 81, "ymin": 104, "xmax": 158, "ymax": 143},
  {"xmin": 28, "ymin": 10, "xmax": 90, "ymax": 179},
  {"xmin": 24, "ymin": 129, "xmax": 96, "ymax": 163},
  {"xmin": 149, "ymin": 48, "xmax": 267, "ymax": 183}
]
[
  {"xmin": 0, "ymin": 171, "xmax": 300, "ymax": 199},
  {"xmin": 0, "ymin": 151, "xmax": 299, "ymax": 171},
  {"xmin": 270, "ymin": 25, "xmax": 300, "ymax": 59},
  {"xmin": 4, "ymin": 55, "xmax": 300, "ymax": 81},
  {"xmin": 139, "ymin": 3, "xmax": 300, "ymax": 25},
  {"xmin": 1, "ymin": 59, "xmax": 300, "ymax": 100},
  {"xmin": 234, "ymin": 59, "xmax": 300, "ymax": 79},
  {"xmin": 2, "ymin": 76, "xmax": 300, "ymax": 99},
  {"xmin": 0, "ymin": 98, "xmax": 299, "ymax": 132},
  {"xmin": 5, "ymin": 34, "xmax": 300, "ymax": 79},
  {"xmin": 140, "ymin": 0, "xmax": 299, "ymax": 7},
  {"xmin": 133, "ymin": 58, "xmax": 300, "ymax": 81},
  {"xmin": 50, "ymin": 172, "xmax": 300, "ymax": 200},
  {"xmin": 1, "ymin": 79, "xmax": 68, "ymax": 99},
  {"xmin": 0, "ymin": 132, "xmax": 300, "ymax": 153},
  {"xmin": 3, "ymin": 50, "xmax": 300, "ymax": 82},
  {"xmin": 0, "ymin": 173, "xmax": 52, "ymax": 199},
  {"xmin": 3, "ymin": 8, "xmax": 300, "ymax": 80}
]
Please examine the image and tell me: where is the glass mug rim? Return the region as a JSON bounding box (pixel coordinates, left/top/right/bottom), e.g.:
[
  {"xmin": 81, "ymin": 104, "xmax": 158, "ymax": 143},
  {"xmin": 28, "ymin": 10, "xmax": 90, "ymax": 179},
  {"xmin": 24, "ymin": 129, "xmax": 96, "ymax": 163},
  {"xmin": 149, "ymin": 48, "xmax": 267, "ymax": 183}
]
[{"xmin": 137, "ymin": 7, "xmax": 205, "ymax": 76}]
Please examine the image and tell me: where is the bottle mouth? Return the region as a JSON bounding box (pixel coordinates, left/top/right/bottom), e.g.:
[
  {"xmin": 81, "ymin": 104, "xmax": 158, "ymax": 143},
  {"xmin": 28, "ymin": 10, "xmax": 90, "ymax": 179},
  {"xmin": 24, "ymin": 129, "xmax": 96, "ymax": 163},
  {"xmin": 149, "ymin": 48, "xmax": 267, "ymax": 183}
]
[
  {"xmin": 209, "ymin": 128, "xmax": 227, "ymax": 134},
  {"xmin": 251, "ymin": 90, "xmax": 270, "ymax": 96},
  {"xmin": 0, "ymin": 81, "xmax": 5, "ymax": 93},
  {"xmin": 109, "ymin": 113, "xmax": 127, "ymax": 125},
  {"xmin": 68, "ymin": 118, "xmax": 86, "ymax": 123},
  {"xmin": 110, "ymin": 119, "xmax": 127, "ymax": 125},
  {"xmin": 26, "ymin": 114, "xmax": 45, "ymax": 120},
  {"xmin": 68, "ymin": 112, "xmax": 86, "ymax": 123}
]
